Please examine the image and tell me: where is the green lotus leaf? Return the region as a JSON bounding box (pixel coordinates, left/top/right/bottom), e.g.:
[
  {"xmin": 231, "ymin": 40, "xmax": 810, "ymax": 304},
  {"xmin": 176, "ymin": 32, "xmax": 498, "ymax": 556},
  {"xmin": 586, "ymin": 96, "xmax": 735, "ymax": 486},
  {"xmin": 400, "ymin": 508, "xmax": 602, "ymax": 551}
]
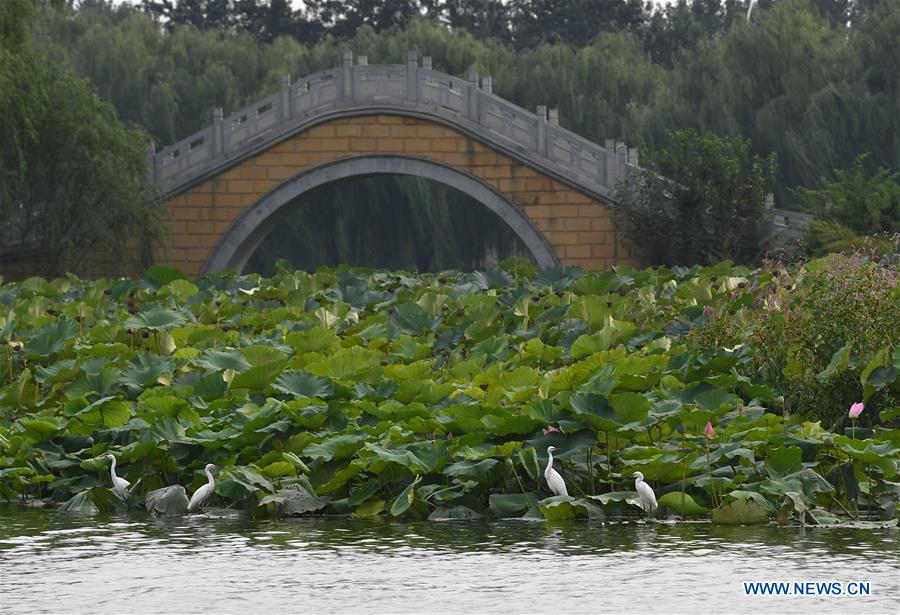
[
  {"xmin": 657, "ymin": 491, "xmax": 708, "ymax": 516},
  {"xmin": 588, "ymin": 491, "xmax": 640, "ymax": 506},
  {"xmin": 145, "ymin": 485, "xmax": 189, "ymax": 516},
  {"xmin": 489, "ymin": 493, "xmax": 540, "ymax": 517},
  {"xmin": 443, "ymin": 458, "xmax": 498, "ymax": 481},
  {"xmin": 196, "ymin": 349, "xmax": 251, "ymax": 373},
  {"xmin": 26, "ymin": 319, "xmax": 79, "ymax": 357},
  {"xmin": 352, "ymin": 498, "xmax": 385, "ymax": 518},
  {"xmin": 120, "ymin": 351, "xmax": 174, "ymax": 389},
  {"xmin": 259, "ymin": 484, "xmax": 328, "ymax": 516},
  {"xmin": 285, "ymin": 326, "xmax": 341, "ymax": 354},
  {"xmin": 816, "ymin": 340, "xmax": 853, "ymax": 382},
  {"xmin": 390, "ymin": 475, "xmax": 422, "ymax": 516},
  {"xmin": 712, "ymin": 497, "xmax": 769, "ymax": 525},
  {"xmin": 428, "ymin": 505, "xmax": 483, "ymax": 520},
  {"xmin": 389, "ymin": 303, "xmax": 440, "ymax": 337},
  {"xmin": 217, "ymin": 466, "xmax": 273, "ymax": 501},
  {"xmin": 767, "ymin": 446, "xmax": 804, "ymax": 478},
  {"xmin": 65, "ymin": 366, "xmax": 121, "ymax": 398},
  {"xmin": 610, "ymin": 392, "xmax": 651, "ymax": 423},
  {"xmin": 58, "ymin": 489, "xmax": 100, "ymax": 515},
  {"xmin": 305, "ymin": 434, "xmax": 369, "ymax": 461},
  {"xmin": 274, "ymin": 370, "xmax": 333, "ymax": 398},
  {"xmin": 516, "ymin": 447, "xmax": 541, "ymax": 481},
  {"xmin": 124, "ymin": 307, "xmax": 188, "ymax": 332}
]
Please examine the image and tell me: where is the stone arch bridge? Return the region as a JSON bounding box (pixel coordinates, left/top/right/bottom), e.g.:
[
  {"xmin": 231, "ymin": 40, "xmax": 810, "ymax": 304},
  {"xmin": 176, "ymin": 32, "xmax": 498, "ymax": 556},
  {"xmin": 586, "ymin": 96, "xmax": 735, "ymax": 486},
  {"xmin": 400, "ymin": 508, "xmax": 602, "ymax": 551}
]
[{"xmin": 151, "ymin": 51, "xmax": 642, "ymax": 275}]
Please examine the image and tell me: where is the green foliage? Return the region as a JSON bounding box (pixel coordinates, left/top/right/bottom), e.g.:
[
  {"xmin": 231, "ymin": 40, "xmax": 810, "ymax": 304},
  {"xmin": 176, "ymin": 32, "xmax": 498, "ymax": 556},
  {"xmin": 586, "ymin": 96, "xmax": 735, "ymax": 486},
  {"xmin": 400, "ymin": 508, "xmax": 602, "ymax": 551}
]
[
  {"xmin": 0, "ymin": 263, "xmax": 897, "ymax": 523},
  {"xmin": 27, "ymin": 0, "xmax": 898, "ymax": 230},
  {"xmin": 795, "ymin": 152, "xmax": 900, "ymax": 255},
  {"xmin": 616, "ymin": 129, "xmax": 777, "ymax": 266},
  {"xmin": 0, "ymin": 2, "xmax": 164, "ymax": 278},
  {"xmin": 692, "ymin": 252, "xmax": 899, "ymax": 427}
]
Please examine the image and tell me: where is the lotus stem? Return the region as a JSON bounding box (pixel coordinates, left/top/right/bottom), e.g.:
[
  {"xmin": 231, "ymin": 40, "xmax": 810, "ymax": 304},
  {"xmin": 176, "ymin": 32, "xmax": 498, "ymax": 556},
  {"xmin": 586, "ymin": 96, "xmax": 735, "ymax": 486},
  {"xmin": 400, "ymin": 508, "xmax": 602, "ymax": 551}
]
[
  {"xmin": 510, "ymin": 461, "xmax": 527, "ymax": 495},
  {"xmin": 866, "ymin": 463, "xmax": 872, "ymax": 520},
  {"xmin": 705, "ymin": 439, "xmax": 718, "ymax": 508},
  {"xmin": 832, "ymin": 496, "xmax": 856, "ymax": 520},
  {"xmin": 681, "ymin": 431, "xmax": 686, "ymax": 516},
  {"xmin": 587, "ymin": 446, "xmax": 594, "ymax": 494}
]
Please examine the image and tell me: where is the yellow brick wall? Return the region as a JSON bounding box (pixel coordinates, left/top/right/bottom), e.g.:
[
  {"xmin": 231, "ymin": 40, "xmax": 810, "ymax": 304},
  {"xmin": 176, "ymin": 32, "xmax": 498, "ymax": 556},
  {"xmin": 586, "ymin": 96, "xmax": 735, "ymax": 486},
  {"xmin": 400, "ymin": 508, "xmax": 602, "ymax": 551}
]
[{"xmin": 162, "ymin": 114, "xmax": 635, "ymax": 275}]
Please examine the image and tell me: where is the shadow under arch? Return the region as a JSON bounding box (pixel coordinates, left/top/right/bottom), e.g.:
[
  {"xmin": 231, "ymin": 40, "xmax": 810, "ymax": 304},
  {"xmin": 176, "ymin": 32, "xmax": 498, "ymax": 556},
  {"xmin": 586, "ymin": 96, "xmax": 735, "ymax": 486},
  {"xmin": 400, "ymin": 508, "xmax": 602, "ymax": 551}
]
[{"xmin": 202, "ymin": 155, "xmax": 561, "ymax": 273}]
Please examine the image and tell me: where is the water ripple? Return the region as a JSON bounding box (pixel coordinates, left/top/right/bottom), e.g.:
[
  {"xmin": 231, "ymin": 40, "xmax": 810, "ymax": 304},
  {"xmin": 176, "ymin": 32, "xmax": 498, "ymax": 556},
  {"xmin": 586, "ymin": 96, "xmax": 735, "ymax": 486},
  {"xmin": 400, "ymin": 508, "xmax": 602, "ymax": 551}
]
[{"xmin": 0, "ymin": 506, "xmax": 897, "ymax": 614}]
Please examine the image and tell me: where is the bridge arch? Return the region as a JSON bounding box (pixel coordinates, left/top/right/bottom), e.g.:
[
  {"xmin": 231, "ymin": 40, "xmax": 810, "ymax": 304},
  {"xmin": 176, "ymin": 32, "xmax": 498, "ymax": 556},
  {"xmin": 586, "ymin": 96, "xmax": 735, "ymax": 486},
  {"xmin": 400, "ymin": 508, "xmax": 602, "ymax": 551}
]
[
  {"xmin": 204, "ymin": 155, "xmax": 560, "ymax": 273},
  {"xmin": 153, "ymin": 52, "xmax": 640, "ymax": 275}
]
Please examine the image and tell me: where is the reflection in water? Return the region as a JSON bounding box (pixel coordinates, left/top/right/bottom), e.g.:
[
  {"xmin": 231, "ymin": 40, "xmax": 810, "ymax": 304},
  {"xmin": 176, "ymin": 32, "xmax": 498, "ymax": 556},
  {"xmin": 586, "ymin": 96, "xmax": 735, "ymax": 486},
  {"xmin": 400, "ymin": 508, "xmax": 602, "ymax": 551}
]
[{"xmin": 0, "ymin": 506, "xmax": 897, "ymax": 614}]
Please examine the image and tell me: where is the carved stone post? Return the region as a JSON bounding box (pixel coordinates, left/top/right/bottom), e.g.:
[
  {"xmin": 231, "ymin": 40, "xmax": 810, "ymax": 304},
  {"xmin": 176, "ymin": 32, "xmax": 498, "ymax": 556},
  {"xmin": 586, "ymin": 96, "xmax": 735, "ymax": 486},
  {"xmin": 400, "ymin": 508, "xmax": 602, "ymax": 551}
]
[
  {"xmin": 548, "ymin": 108, "xmax": 559, "ymax": 127},
  {"xmin": 482, "ymin": 76, "xmax": 492, "ymax": 95},
  {"xmin": 536, "ymin": 105, "xmax": 547, "ymax": 157},
  {"xmin": 406, "ymin": 51, "xmax": 418, "ymax": 102},
  {"xmin": 422, "ymin": 56, "xmax": 432, "ymax": 70},
  {"xmin": 467, "ymin": 71, "xmax": 479, "ymax": 122},
  {"xmin": 146, "ymin": 143, "xmax": 157, "ymax": 183},
  {"xmin": 616, "ymin": 141, "xmax": 628, "ymax": 181},
  {"xmin": 212, "ymin": 107, "xmax": 224, "ymax": 157},
  {"xmin": 358, "ymin": 55, "xmax": 368, "ymax": 66},
  {"xmin": 604, "ymin": 139, "xmax": 617, "ymax": 185},
  {"xmin": 342, "ymin": 50, "xmax": 353, "ymax": 101},
  {"xmin": 280, "ymin": 74, "xmax": 292, "ymax": 123}
]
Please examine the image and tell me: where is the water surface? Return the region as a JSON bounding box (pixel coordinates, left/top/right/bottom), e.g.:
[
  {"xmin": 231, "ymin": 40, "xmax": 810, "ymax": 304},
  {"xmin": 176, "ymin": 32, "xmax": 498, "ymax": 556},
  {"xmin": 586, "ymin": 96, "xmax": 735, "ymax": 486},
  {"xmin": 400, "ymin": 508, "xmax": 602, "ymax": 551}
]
[{"xmin": 1, "ymin": 506, "xmax": 897, "ymax": 614}]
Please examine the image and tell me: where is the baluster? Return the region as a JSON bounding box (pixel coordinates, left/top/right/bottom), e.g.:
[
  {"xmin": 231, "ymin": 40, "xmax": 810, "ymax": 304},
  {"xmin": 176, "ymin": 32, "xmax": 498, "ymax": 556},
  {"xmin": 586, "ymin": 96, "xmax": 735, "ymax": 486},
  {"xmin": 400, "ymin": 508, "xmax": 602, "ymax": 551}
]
[
  {"xmin": 548, "ymin": 108, "xmax": 559, "ymax": 127},
  {"xmin": 213, "ymin": 107, "xmax": 224, "ymax": 157},
  {"xmin": 146, "ymin": 143, "xmax": 157, "ymax": 183},
  {"xmin": 467, "ymin": 71, "xmax": 479, "ymax": 122},
  {"xmin": 280, "ymin": 74, "xmax": 291, "ymax": 123},
  {"xmin": 407, "ymin": 51, "xmax": 418, "ymax": 102},
  {"xmin": 342, "ymin": 50, "xmax": 353, "ymax": 101},
  {"xmin": 536, "ymin": 105, "xmax": 547, "ymax": 158}
]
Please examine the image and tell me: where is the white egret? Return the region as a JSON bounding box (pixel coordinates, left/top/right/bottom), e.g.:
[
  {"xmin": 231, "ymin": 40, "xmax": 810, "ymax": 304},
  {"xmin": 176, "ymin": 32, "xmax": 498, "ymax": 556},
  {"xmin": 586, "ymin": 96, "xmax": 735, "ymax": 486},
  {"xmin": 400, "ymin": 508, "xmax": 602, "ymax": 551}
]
[
  {"xmin": 544, "ymin": 446, "xmax": 568, "ymax": 496},
  {"xmin": 633, "ymin": 471, "xmax": 657, "ymax": 519},
  {"xmin": 187, "ymin": 464, "xmax": 217, "ymax": 512},
  {"xmin": 105, "ymin": 454, "xmax": 130, "ymax": 498}
]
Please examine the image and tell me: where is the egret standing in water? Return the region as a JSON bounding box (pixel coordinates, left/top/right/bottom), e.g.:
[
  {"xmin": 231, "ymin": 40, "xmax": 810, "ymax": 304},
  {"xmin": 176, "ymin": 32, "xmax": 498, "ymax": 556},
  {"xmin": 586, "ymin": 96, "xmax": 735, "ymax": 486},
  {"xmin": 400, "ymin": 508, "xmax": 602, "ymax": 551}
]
[
  {"xmin": 187, "ymin": 464, "xmax": 217, "ymax": 512},
  {"xmin": 544, "ymin": 446, "xmax": 568, "ymax": 496},
  {"xmin": 105, "ymin": 454, "xmax": 130, "ymax": 498},
  {"xmin": 633, "ymin": 471, "xmax": 657, "ymax": 519}
]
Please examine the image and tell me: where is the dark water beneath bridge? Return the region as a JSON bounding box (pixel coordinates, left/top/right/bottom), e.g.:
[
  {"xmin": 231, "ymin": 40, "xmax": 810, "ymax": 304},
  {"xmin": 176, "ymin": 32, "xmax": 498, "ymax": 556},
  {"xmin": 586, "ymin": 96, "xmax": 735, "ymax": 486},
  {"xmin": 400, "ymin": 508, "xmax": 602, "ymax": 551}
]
[{"xmin": 245, "ymin": 174, "xmax": 533, "ymax": 275}]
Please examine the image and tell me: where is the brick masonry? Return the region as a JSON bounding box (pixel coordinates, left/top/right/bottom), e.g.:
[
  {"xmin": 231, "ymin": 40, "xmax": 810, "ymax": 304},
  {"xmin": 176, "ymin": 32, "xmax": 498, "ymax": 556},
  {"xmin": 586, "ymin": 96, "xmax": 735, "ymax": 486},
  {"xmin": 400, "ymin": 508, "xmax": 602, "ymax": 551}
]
[{"xmin": 161, "ymin": 114, "xmax": 635, "ymax": 275}]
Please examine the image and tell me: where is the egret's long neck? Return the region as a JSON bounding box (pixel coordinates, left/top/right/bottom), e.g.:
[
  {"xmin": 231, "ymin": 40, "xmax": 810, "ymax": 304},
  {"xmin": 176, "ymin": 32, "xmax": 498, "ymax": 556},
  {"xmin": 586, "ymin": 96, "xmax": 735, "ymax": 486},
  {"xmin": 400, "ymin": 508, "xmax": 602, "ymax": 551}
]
[
  {"xmin": 546, "ymin": 450, "xmax": 554, "ymax": 473},
  {"xmin": 109, "ymin": 457, "xmax": 117, "ymax": 479},
  {"xmin": 205, "ymin": 467, "xmax": 215, "ymax": 487}
]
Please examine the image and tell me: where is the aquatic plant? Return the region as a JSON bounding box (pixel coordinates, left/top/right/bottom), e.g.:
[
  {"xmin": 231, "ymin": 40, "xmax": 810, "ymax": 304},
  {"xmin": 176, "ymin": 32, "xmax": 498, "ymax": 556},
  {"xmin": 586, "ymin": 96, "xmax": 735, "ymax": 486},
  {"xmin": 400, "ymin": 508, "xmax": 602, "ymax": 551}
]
[{"xmin": 0, "ymin": 260, "xmax": 896, "ymax": 523}]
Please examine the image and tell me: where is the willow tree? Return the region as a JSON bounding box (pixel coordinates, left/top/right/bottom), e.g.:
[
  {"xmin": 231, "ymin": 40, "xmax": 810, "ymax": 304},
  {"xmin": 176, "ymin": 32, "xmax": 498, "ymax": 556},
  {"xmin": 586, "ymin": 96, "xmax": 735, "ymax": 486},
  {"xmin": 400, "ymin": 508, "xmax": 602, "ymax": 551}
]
[{"xmin": 0, "ymin": 1, "xmax": 163, "ymax": 278}]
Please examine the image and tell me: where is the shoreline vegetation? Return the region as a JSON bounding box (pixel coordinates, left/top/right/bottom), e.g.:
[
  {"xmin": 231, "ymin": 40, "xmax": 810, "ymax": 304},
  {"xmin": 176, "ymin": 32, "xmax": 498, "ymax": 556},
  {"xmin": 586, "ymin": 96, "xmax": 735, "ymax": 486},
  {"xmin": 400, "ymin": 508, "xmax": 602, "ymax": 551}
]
[{"xmin": 1, "ymin": 256, "xmax": 897, "ymax": 524}]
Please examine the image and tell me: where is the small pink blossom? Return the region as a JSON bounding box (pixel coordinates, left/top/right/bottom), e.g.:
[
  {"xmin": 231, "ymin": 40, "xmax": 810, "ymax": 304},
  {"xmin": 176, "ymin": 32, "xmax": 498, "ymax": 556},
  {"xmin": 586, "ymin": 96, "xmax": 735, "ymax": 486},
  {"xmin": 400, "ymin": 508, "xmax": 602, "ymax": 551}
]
[
  {"xmin": 543, "ymin": 425, "xmax": 560, "ymax": 435},
  {"xmin": 704, "ymin": 421, "xmax": 714, "ymax": 439},
  {"xmin": 848, "ymin": 402, "xmax": 864, "ymax": 419}
]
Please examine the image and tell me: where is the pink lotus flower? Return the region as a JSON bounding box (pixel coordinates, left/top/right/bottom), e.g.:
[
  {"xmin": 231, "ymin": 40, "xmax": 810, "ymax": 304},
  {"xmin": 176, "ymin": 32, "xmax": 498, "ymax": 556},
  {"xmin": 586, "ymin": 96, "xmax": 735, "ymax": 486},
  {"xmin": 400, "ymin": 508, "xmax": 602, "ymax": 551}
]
[
  {"xmin": 849, "ymin": 402, "xmax": 864, "ymax": 419},
  {"xmin": 705, "ymin": 421, "xmax": 714, "ymax": 439},
  {"xmin": 543, "ymin": 425, "xmax": 560, "ymax": 435}
]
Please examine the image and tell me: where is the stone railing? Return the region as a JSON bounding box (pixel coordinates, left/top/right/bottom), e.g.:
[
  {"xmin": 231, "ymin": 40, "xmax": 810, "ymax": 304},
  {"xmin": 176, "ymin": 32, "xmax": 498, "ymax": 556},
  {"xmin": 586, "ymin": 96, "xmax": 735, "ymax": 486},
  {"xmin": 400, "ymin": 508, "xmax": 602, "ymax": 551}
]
[{"xmin": 149, "ymin": 51, "xmax": 640, "ymax": 201}]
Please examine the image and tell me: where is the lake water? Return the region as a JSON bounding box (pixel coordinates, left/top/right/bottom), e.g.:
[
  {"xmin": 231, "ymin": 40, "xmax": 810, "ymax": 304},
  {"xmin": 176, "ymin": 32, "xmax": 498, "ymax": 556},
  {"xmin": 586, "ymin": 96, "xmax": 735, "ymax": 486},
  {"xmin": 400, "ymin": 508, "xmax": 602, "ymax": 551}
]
[{"xmin": 0, "ymin": 506, "xmax": 897, "ymax": 614}]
